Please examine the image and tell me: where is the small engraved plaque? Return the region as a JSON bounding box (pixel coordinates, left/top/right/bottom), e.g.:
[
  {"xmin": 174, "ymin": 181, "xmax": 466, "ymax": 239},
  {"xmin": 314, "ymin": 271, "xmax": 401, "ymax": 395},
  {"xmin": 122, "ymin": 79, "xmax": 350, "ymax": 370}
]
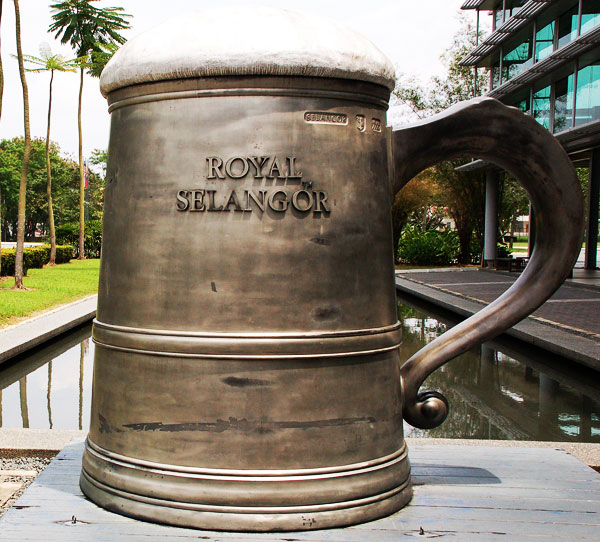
[
  {"xmin": 356, "ymin": 115, "xmax": 366, "ymax": 132},
  {"xmin": 304, "ymin": 112, "xmax": 348, "ymax": 125},
  {"xmin": 371, "ymin": 118, "xmax": 382, "ymax": 133}
]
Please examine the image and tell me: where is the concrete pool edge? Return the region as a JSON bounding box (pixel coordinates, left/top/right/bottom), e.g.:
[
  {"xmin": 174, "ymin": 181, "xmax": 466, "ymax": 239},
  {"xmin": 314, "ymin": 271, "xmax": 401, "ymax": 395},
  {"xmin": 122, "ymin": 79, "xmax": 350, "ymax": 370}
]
[{"xmin": 0, "ymin": 295, "xmax": 97, "ymax": 365}]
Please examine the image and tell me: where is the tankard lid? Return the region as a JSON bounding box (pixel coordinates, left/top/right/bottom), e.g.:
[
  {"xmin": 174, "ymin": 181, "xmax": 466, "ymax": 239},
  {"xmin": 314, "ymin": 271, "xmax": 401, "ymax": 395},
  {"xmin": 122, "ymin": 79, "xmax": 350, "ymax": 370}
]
[{"xmin": 99, "ymin": 5, "xmax": 396, "ymax": 96}]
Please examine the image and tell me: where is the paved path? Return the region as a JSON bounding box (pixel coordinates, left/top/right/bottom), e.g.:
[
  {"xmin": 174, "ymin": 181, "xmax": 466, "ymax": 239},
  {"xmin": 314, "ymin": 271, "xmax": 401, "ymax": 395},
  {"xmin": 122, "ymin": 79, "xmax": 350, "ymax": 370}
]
[
  {"xmin": 0, "ymin": 295, "xmax": 97, "ymax": 364},
  {"xmin": 1, "ymin": 439, "xmax": 598, "ymax": 540},
  {"xmin": 396, "ymin": 269, "xmax": 600, "ymax": 370}
]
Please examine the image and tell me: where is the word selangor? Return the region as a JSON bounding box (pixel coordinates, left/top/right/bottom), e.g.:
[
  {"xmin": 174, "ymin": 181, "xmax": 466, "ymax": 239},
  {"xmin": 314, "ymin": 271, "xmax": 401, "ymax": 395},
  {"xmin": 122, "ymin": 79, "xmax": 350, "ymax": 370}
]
[{"xmin": 176, "ymin": 156, "xmax": 330, "ymax": 214}]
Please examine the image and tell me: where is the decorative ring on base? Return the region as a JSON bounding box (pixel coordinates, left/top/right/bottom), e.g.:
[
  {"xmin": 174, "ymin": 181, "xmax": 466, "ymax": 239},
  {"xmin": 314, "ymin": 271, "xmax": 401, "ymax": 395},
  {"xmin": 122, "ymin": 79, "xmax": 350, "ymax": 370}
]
[{"xmin": 80, "ymin": 439, "xmax": 413, "ymax": 532}]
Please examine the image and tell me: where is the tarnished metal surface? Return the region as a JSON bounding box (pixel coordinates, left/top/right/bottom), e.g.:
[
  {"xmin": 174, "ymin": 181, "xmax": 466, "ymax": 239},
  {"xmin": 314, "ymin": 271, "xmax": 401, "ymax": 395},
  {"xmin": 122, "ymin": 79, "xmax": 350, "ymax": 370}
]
[
  {"xmin": 82, "ymin": 9, "xmax": 583, "ymax": 533},
  {"xmin": 82, "ymin": 76, "xmax": 410, "ymax": 531}
]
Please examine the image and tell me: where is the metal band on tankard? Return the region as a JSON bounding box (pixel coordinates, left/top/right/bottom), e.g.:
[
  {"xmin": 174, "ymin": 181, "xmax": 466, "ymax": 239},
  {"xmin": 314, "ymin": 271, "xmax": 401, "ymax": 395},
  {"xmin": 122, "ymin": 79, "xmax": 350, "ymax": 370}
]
[{"xmin": 80, "ymin": 6, "xmax": 584, "ymax": 532}]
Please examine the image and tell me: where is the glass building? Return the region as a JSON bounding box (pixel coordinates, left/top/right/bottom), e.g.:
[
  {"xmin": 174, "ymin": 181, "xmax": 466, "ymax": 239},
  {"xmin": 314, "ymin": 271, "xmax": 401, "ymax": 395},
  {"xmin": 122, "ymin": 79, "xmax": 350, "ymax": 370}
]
[{"xmin": 461, "ymin": 0, "xmax": 600, "ymax": 270}]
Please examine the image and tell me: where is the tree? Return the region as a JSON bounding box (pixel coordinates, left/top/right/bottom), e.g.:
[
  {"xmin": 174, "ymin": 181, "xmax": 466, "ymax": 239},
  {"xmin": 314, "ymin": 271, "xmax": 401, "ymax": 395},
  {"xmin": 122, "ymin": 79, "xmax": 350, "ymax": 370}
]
[
  {"xmin": 498, "ymin": 174, "xmax": 529, "ymax": 236},
  {"xmin": 432, "ymin": 161, "xmax": 486, "ymax": 263},
  {"xmin": 393, "ymin": 15, "xmax": 489, "ymax": 264},
  {"xmin": 49, "ymin": 0, "xmax": 131, "ymax": 259},
  {"xmin": 12, "ymin": 0, "xmax": 30, "ymax": 289},
  {"xmin": 88, "ymin": 40, "xmax": 118, "ymax": 77},
  {"xmin": 0, "ymin": 137, "xmax": 104, "ymax": 242},
  {"xmin": 89, "ymin": 147, "xmax": 108, "ymax": 177},
  {"xmin": 391, "ymin": 170, "xmax": 438, "ymax": 260},
  {"xmin": 23, "ymin": 44, "xmax": 77, "ymax": 265}
]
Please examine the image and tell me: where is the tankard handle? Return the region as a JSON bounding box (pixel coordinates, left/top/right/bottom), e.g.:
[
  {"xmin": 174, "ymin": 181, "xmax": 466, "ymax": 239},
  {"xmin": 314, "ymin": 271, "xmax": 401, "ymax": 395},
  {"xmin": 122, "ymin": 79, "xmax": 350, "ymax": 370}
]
[{"xmin": 391, "ymin": 97, "xmax": 584, "ymax": 429}]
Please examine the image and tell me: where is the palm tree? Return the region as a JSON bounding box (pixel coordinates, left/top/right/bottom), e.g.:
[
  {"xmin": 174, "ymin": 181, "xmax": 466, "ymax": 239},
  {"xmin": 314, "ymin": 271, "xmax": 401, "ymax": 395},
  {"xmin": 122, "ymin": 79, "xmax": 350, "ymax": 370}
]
[
  {"xmin": 49, "ymin": 1, "xmax": 131, "ymax": 259},
  {"xmin": 88, "ymin": 40, "xmax": 118, "ymax": 77},
  {"xmin": 12, "ymin": 0, "xmax": 30, "ymax": 289},
  {"xmin": 23, "ymin": 44, "xmax": 77, "ymax": 265}
]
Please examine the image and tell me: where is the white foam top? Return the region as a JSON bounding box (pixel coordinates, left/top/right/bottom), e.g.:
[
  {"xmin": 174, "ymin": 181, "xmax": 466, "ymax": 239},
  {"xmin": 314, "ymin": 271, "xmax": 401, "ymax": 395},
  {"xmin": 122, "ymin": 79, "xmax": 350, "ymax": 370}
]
[{"xmin": 100, "ymin": 5, "xmax": 396, "ymax": 96}]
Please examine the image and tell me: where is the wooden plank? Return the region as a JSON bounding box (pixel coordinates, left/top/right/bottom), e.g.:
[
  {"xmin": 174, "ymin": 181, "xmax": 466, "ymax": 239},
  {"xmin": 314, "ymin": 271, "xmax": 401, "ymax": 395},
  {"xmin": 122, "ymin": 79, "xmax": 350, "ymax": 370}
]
[
  {"xmin": 414, "ymin": 483, "xmax": 600, "ymax": 501},
  {"xmin": 2, "ymin": 514, "xmax": 600, "ymax": 541},
  {"xmin": 3, "ymin": 442, "xmax": 600, "ymax": 541},
  {"xmin": 411, "ymin": 475, "xmax": 600, "ymax": 490},
  {"xmin": 411, "ymin": 464, "xmax": 598, "ymax": 480}
]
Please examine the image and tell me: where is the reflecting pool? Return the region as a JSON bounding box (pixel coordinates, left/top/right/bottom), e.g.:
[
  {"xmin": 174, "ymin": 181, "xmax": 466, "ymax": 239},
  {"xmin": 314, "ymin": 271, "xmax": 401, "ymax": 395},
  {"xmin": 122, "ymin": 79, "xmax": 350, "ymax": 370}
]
[{"xmin": 0, "ymin": 304, "xmax": 599, "ymax": 442}]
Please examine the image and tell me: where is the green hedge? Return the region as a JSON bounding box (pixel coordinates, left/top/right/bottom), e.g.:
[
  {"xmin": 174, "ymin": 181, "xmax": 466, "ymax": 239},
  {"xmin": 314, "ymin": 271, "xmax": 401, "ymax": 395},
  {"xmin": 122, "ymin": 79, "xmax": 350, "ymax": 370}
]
[
  {"xmin": 55, "ymin": 220, "xmax": 102, "ymax": 258},
  {"xmin": 397, "ymin": 227, "xmax": 460, "ymax": 266},
  {"xmin": 0, "ymin": 244, "xmax": 74, "ymax": 276}
]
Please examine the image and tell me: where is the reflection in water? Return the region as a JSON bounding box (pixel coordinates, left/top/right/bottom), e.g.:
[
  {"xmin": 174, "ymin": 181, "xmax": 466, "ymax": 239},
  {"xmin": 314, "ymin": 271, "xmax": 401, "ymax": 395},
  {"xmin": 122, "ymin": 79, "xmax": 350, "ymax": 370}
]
[
  {"xmin": 47, "ymin": 361, "xmax": 53, "ymax": 429},
  {"xmin": 79, "ymin": 339, "xmax": 88, "ymax": 431},
  {"xmin": 19, "ymin": 377, "xmax": 29, "ymax": 428},
  {"xmin": 0, "ymin": 310, "xmax": 599, "ymax": 441},
  {"xmin": 398, "ymin": 302, "xmax": 600, "ymax": 442},
  {"xmin": 0, "ymin": 323, "xmax": 94, "ymax": 430}
]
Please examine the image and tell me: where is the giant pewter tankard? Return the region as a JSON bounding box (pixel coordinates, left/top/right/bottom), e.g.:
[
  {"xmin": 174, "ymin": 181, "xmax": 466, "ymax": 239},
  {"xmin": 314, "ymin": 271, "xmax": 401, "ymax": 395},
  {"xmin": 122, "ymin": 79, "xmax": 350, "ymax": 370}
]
[{"xmin": 82, "ymin": 6, "xmax": 584, "ymax": 532}]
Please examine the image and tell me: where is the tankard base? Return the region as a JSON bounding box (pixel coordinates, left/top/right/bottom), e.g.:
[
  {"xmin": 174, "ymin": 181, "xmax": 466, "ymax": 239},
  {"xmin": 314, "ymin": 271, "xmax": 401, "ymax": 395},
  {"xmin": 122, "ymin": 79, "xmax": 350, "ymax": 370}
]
[{"xmin": 80, "ymin": 440, "xmax": 413, "ymax": 532}]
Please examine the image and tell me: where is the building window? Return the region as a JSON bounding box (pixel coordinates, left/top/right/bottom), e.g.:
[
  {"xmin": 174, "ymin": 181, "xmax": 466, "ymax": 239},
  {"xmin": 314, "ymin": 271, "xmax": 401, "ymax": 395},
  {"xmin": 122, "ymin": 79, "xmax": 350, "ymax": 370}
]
[
  {"xmin": 494, "ymin": 9, "xmax": 504, "ymax": 30},
  {"xmin": 507, "ymin": 0, "xmax": 526, "ymax": 18},
  {"xmin": 558, "ymin": 5, "xmax": 579, "ymax": 49},
  {"xmin": 491, "ymin": 61, "xmax": 501, "ymax": 89},
  {"xmin": 535, "ymin": 21, "xmax": 555, "ymax": 62},
  {"xmin": 503, "ymin": 36, "xmax": 533, "ymax": 81},
  {"xmin": 533, "ymin": 85, "xmax": 552, "ymax": 129},
  {"xmin": 513, "ymin": 95, "xmax": 531, "ymax": 114},
  {"xmin": 554, "ymin": 73, "xmax": 575, "ymax": 133},
  {"xmin": 580, "ymin": 0, "xmax": 600, "ymax": 35},
  {"xmin": 575, "ymin": 61, "xmax": 600, "ymax": 126}
]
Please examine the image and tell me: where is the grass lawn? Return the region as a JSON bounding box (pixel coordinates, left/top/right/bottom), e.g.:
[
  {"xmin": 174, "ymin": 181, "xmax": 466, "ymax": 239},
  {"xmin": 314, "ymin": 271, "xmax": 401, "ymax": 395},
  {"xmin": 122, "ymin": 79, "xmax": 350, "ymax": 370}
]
[{"xmin": 0, "ymin": 259, "xmax": 100, "ymax": 327}]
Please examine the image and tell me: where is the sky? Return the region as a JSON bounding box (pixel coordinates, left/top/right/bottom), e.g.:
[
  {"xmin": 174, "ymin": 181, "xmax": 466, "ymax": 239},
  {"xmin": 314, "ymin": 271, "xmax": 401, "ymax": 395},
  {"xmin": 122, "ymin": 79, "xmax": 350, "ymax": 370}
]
[{"xmin": 0, "ymin": 1, "xmax": 480, "ymax": 170}]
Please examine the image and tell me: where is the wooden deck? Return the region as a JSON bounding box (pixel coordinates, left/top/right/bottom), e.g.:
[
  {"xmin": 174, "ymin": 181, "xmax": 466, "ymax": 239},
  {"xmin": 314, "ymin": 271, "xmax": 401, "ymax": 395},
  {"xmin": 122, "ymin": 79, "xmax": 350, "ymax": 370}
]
[{"xmin": 1, "ymin": 439, "xmax": 599, "ymax": 541}]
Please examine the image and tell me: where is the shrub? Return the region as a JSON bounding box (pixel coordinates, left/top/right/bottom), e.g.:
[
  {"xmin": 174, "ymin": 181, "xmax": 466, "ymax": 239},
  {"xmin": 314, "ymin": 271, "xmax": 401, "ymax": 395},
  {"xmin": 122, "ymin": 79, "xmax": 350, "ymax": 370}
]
[
  {"xmin": 397, "ymin": 227, "xmax": 460, "ymax": 266},
  {"xmin": 497, "ymin": 243, "xmax": 512, "ymax": 258},
  {"xmin": 55, "ymin": 245, "xmax": 75, "ymax": 264},
  {"xmin": 55, "ymin": 219, "xmax": 102, "ymax": 258},
  {"xmin": 0, "ymin": 244, "xmax": 74, "ymax": 276}
]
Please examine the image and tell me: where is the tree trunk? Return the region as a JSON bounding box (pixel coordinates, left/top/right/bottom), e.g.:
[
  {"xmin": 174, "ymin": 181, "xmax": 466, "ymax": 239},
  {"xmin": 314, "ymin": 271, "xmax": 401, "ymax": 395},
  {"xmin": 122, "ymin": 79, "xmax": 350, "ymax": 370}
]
[
  {"xmin": 19, "ymin": 376, "xmax": 29, "ymax": 428},
  {"xmin": 13, "ymin": 0, "xmax": 30, "ymax": 289},
  {"xmin": 77, "ymin": 67, "xmax": 85, "ymax": 259},
  {"xmin": 46, "ymin": 70, "xmax": 56, "ymax": 265},
  {"xmin": 454, "ymin": 214, "xmax": 474, "ymax": 265}
]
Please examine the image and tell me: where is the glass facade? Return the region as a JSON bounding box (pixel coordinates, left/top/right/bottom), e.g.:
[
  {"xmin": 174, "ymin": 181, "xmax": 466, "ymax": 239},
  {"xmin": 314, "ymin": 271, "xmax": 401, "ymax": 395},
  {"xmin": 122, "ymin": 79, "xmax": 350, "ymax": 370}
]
[
  {"xmin": 535, "ymin": 22, "xmax": 555, "ymax": 63},
  {"xmin": 580, "ymin": 0, "xmax": 600, "ymax": 35},
  {"xmin": 558, "ymin": 6, "xmax": 579, "ymax": 49},
  {"xmin": 575, "ymin": 61, "xmax": 600, "ymax": 126},
  {"xmin": 553, "ymin": 74, "xmax": 575, "ymax": 133},
  {"xmin": 491, "ymin": 61, "xmax": 501, "ymax": 89},
  {"xmin": 482, "ymin": 1, "xmax": 600, "ymax": 134},
  {"xmin": 494, "ymin": 9, "xmax": 504, "ymax": 30},
  {"xmin": 503, "ymin": 37, "xmax": 533, "ymax": 81},
  {"xmin": 514, "ymin": 95, "xmax": 531, "ymax": 114},
  {"xmin": 533, "ymin": 86, "xmax": 552, "ymax": 129}
]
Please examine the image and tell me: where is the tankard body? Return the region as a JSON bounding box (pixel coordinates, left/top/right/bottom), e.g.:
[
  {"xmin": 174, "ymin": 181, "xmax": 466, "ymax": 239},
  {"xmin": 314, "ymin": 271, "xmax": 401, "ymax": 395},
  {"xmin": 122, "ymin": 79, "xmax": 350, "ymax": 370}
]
[
  {"xmin": 81, "ymin": 6, "xmax": 583, "ymax": 532},
  {"xmin": 84, "ymin": 77, "xmax": 411, "ymax": 529}
]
